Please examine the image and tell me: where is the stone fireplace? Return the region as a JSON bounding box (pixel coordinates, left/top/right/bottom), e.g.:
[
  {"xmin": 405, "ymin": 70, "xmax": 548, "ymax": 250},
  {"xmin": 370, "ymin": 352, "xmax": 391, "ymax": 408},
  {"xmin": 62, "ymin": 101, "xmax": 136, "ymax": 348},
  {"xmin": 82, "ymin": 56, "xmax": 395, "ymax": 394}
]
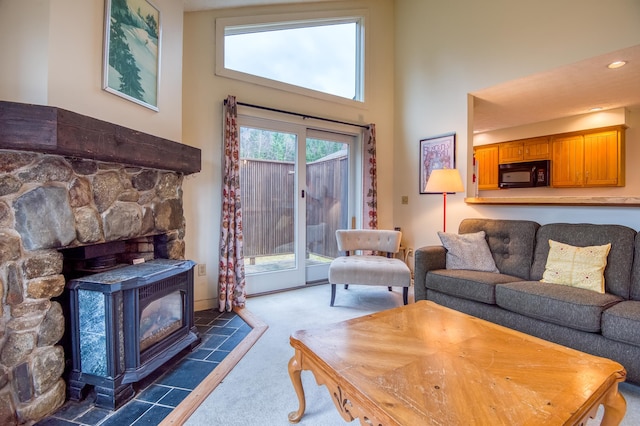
[{"xmin": 0, "ymin": 101, "xmax": 201, "ymax": 424}]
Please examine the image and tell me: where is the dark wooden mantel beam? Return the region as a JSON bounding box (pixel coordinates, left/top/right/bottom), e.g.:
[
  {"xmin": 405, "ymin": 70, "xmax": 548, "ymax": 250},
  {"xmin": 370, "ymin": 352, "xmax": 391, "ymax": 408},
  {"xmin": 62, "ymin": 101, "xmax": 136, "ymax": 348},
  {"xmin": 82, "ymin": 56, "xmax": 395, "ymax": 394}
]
[{"xmin": 0, "ymin": 101, "xmax": 201, "ymax": 174}]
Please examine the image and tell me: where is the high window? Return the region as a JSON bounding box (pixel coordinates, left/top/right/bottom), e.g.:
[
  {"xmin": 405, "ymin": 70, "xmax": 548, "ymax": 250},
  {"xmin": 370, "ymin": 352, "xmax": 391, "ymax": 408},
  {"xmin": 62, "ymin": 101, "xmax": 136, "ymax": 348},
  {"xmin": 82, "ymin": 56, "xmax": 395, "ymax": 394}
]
[{"xmin": 216, "ymin": 12, "xmax": 365, "ymax": 103}]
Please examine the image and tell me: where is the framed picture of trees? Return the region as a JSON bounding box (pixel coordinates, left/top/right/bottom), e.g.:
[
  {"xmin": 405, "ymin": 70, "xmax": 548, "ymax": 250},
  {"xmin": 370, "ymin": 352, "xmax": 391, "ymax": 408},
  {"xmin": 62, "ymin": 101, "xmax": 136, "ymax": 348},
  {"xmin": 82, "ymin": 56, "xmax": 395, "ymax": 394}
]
[{"xmin": 103, "ymin": 0, "xmax": 160, "ymax": 111}]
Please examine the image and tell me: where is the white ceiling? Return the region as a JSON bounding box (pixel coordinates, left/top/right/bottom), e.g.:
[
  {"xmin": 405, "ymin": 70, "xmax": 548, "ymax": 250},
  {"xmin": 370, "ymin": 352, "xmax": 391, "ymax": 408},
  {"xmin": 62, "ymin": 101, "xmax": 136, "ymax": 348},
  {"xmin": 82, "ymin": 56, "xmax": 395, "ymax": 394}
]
[
  {"xmin": 183, "ymin": 1, "xmax": 640, "ymax": 134},
  {"xmin": 472, "ymin": 44, "xmax": 640, "ymax": 133}
]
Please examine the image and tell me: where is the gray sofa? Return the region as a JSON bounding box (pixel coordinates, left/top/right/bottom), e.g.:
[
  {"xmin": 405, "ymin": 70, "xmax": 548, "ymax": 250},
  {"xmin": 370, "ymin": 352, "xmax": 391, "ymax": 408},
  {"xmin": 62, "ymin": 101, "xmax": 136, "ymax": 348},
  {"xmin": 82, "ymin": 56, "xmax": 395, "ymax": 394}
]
[{"xmin": 415, "ymin": 218, "xmax": 640, "ymax": 384}]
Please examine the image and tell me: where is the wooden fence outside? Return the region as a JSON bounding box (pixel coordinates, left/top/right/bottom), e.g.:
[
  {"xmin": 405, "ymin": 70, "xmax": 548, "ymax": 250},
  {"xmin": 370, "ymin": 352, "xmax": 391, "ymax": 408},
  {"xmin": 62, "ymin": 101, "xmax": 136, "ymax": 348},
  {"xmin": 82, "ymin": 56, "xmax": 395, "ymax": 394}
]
[{"xmin": 240, "ymin": 155, "xmax": 348, "ymax": 259}]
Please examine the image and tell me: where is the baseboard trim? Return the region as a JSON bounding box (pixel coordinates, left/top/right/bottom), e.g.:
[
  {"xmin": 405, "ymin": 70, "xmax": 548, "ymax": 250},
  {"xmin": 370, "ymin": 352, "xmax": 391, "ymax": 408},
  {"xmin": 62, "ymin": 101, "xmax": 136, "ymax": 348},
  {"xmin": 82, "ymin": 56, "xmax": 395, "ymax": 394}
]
[{"xmin": 159, "ymin": 307, "xmax": 268, "ymax": 425}]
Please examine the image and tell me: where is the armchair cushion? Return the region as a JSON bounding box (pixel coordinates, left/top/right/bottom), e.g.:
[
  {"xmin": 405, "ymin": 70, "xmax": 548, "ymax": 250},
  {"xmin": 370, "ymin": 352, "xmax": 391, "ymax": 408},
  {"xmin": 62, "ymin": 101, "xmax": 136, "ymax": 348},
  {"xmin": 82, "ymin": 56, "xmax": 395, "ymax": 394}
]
[
  {"xmin": 335, "ymin": 229, "xmax": 401, "ymax": 254},
  {"xmin": 329, "ymin": 255, "xmax": 411, "ymax": 288}
]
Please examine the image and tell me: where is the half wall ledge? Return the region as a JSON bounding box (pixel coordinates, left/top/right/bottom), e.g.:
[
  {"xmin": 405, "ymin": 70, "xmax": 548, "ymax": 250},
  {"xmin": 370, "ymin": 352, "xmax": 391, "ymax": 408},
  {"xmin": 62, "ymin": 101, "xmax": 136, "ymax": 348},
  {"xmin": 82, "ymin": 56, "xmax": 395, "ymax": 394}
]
[
  {"xmin": 466, "ymin": 196, "xmax": 640, "ymax": 206},
  {"xmin": 0, "ymin": 101, "xmax": 201, "ymax": 174}
]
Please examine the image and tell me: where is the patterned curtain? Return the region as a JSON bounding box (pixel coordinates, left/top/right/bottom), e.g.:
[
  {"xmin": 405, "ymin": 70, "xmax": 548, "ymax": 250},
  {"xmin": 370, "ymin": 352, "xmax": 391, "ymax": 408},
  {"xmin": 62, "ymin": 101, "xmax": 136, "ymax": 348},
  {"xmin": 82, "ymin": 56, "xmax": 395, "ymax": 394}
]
[
  {"xmin": 218, "ymin": 95, "xmax": 246, "ymax": 312},
  {"xmin": 363, "ymin": 124, "xmax": 378, "ymax": 229}
]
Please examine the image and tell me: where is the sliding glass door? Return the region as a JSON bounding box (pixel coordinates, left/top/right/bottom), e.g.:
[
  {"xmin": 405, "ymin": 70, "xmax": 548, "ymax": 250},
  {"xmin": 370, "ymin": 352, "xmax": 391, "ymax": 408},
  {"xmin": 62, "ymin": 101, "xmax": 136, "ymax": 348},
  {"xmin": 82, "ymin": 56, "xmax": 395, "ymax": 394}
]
[
  {"xmin": 239, "ymin": 117, "xmax": 303, "ymax": 294},
  {"xmin": 304, "ymin": 130, "xmax": 352, "ymax": 282},
  {"xmin": 239, "ymin": 116, "xmax": 356, "ymax": 295}
]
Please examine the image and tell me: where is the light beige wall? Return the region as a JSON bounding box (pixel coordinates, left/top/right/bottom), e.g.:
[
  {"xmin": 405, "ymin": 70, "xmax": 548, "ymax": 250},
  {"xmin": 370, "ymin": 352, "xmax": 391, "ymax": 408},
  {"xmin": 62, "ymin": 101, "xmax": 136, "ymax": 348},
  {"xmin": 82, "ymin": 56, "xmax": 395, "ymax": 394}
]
[
  {"xmin": 182, "ymin": 0, "xmax": 395, "ymax": 309},
  {"xmin": 0, "ymin": 0, "xmax": 183, "ymax": 141},
  {"xmin": 394, "ymin": 0, "xmax": 640, "ymax": 252},
  {"xmin": 0, "ymin": 0, "xmax": 50, "ymax": 104}
]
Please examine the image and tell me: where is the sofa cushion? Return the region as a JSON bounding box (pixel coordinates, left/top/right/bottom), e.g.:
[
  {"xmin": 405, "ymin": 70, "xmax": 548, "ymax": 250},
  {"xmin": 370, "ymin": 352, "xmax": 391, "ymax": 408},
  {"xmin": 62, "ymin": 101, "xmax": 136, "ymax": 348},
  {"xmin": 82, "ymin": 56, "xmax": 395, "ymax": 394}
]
[
  {"xmin": 602, "ymin": 301, "xmax": 640, "ymax": 346},
  {"xmin": 530, "ymin": 223, "xmax": 636, "ymax": 299},
  {"xmin": 426, "ymin": 270, "xmax": 522, "ymax": 304},
  {"xmin": 458, "ymin": 218, "xmax": 539, "ymax": 280},
  {"xmin": 437, "ymin": 231, "xmax": 499, "ymax": 273},
  {"xmin": 630, "ymin": 233, "xmax": 640, "ymax": 301},
  {"xmin": 541, "ymin": 240, "xmax": 611, "ymax": 293},
  {"xmin": 496, "ymin": 281, "xmax": 623, "ymax": 332}
]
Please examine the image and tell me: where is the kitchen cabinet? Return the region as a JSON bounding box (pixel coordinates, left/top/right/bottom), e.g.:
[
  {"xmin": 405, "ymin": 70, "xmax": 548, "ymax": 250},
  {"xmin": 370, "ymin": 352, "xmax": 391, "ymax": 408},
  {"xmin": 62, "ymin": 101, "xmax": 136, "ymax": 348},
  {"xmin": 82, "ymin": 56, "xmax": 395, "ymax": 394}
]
[
  {"xmin": 523, "ymin": 137, "xmax": 551, "ymax": 160},
  {"xmin": 551, "ymin": 135, "xmax": 584, "ymax": 187},
  {"xmin": 551, "ymin": 127, "xmax": 624, "ymax": 187},
  {"xmin": 498, "ymin": 141, "xmax": 524, "ymax": 164},
  {"xmin": 474, "ymin": 145, "xmax": 499, "ymax": 190},
  {"xmin": 498, "ymin": 137, "xmax": 549, "ymax": 164},
  {"xmin": 584, "ymin": 129, "xmax": 623, "ymax": 186}
]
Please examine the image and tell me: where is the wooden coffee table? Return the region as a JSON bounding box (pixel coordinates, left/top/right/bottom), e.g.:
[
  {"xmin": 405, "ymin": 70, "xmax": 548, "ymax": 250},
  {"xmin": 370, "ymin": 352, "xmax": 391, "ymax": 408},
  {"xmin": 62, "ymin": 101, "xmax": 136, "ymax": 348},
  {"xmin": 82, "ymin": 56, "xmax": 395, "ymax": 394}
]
[{"xmin": 288, "ymin": 301, "xmax": 627, "ymax": 425}]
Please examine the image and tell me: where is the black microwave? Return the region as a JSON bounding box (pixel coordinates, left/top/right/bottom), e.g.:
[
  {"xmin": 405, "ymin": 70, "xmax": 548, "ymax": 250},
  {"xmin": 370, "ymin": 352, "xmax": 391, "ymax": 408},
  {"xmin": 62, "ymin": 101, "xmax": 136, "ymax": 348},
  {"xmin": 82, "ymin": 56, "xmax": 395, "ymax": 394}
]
[{"xmin": 498, "ymin": 160, "xmax": 550, "ymax": 188}]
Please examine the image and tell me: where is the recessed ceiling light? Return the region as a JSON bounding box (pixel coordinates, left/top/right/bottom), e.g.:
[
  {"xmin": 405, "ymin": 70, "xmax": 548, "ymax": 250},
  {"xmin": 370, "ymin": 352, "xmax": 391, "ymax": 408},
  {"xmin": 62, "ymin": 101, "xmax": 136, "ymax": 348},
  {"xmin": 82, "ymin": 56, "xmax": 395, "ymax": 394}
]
[
  {"xmin": 589, "ymin": 107, "xmax": 603, "ymax": 112},
  {"xmin": 607, "ymin": 60, "xmax": 627, "ymax": 69}
]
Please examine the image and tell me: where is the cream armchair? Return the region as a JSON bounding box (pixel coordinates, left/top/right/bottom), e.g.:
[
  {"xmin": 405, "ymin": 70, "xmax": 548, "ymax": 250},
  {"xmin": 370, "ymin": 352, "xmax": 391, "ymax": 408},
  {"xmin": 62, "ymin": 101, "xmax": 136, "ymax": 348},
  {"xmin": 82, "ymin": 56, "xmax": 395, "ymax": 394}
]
[{"xmin": 328, "ymin": 229, "xmax": 411, "ymax": 306}]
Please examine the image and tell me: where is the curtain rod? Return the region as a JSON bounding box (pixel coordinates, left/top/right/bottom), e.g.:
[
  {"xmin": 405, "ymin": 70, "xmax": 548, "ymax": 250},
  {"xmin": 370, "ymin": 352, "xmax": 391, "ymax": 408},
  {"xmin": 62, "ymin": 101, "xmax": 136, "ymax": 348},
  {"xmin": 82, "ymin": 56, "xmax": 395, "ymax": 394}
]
[{"xmin": 225, "ymin": 99, "xmax": 370, "ymax": 130}]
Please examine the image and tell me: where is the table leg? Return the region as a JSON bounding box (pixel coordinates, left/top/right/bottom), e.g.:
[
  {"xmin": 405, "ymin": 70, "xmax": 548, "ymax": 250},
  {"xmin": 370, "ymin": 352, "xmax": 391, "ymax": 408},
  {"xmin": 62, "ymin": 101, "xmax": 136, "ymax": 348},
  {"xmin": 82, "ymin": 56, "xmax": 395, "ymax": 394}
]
[
  {"xmin": 601, "ymin": 384, "xmax": 626, "ymax": 426},
  {"xmin": 288, "ymin": 353, "xmax": 306, "ymax": 423}
]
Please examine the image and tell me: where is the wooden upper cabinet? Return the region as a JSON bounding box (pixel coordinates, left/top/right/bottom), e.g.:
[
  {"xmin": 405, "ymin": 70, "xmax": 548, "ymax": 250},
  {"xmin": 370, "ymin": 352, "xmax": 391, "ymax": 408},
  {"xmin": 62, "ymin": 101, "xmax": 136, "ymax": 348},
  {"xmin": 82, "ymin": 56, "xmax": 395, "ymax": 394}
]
[
  {"xmin": 584, "ymin": 129, "xmax": 624, "ymax": 186},
  {"xmin": 551, "ymin": 127, "xmax": 624, "ymax": 188},
  {"xmin": 552, "ymin": 135, "xmax": 584, "ymax": 187},
  {"xmin": 523, "ymin": 137, "xmax": 550, "ymax": 160},
  {"xmin": 498, "ymin": 137, "xmax": 549, "ymax": 163},
  {"xmin": 474, "ymin": 145, "xmax": 499, "ymax": 190},
  {"xmin": 498, "ymin": 141, "xmax": 524, "ymax": 163}
]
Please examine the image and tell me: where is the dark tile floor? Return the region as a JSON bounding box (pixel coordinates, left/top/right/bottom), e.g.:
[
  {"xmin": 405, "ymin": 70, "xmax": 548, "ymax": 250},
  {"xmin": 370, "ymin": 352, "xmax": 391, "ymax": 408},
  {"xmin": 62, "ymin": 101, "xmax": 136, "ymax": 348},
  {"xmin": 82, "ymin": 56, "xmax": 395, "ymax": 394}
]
[{"xmin": 35, "ymin": 309, "xmax": 250, "ymax": 426}]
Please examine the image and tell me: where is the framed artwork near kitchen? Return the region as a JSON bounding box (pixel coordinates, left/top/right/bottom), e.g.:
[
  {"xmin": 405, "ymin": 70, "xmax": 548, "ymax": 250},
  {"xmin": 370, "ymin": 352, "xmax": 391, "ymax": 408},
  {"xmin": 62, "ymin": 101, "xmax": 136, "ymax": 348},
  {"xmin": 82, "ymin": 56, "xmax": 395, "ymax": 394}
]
[{"xmin": 419, "ymin": 133, "xmax": 456, "ymax": 194}]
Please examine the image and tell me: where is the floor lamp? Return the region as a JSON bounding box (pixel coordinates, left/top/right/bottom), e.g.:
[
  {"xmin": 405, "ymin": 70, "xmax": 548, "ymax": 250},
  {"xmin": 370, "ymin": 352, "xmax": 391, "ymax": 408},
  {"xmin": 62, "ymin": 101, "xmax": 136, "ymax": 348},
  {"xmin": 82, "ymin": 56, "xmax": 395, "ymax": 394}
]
[{"xmin": 425, "ymin": 168, "xmax": 464, "ymax": 232}]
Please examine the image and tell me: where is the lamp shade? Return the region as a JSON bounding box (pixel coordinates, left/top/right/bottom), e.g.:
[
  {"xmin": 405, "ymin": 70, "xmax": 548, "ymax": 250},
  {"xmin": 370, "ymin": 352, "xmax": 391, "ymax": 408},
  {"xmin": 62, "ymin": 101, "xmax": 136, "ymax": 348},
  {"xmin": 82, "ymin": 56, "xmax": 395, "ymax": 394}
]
[{"xmin": 424, "ymin": 168, "xmax": 464, "ymax": 193}]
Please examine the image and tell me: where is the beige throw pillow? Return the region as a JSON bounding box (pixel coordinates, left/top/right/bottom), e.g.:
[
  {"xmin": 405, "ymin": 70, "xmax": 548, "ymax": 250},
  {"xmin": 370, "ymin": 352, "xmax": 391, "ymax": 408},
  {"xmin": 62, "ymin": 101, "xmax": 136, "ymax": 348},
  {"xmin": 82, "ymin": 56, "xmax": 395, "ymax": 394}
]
[
  {"xmin": 541, "ymin": 239, "xmax": 611, "ymax": 293},
  {"xmin": 437, "ymin": 231, "xmax": 499, "ymax": 273}
]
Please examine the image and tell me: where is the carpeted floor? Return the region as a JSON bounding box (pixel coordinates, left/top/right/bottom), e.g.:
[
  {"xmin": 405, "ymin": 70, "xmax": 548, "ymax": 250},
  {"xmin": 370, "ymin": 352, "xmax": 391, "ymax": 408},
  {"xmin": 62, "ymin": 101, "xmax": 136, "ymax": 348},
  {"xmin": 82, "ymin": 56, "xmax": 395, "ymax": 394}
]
[{"xmin": 185, "ymin": 284, "xmax": 640, "ymax": 425}]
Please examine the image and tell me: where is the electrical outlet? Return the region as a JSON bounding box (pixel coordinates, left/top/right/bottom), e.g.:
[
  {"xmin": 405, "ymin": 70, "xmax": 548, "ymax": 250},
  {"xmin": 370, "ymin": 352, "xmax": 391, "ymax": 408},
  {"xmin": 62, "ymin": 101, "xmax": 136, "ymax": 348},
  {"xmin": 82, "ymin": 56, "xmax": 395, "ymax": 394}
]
[
  {"xmin": 401, "ymin": 195, "xmax": 409, "ymax": 205},
  {"xmin": 197, "ymin": 263, "xmax": 206, "ymax": 276}
]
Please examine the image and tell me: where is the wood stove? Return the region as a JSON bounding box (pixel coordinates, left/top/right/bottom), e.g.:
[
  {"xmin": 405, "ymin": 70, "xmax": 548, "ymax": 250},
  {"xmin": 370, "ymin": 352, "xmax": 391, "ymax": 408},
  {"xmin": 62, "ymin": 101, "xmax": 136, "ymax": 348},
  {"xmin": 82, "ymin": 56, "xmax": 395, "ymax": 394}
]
[{"xmin": 65, "ymin": 259, "xmax": 199, "ymax": 409}]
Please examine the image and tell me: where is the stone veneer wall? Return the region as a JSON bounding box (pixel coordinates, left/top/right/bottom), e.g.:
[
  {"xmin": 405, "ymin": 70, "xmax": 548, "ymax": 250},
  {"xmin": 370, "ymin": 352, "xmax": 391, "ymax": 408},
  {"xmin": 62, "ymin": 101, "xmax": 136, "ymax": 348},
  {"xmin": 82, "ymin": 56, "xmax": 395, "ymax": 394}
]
[{"xmin": 0, "ymin": 150, "xmax": 187, "ymax": 425}]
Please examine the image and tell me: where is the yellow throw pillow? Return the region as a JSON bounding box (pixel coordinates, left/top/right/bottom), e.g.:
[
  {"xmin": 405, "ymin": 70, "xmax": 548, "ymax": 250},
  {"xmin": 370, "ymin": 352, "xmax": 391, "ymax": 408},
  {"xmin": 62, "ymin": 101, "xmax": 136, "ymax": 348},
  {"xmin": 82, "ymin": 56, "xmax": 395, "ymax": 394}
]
[{"xmin": 541, "ymin": 240, "xmax": 611, "ymax": 293}]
